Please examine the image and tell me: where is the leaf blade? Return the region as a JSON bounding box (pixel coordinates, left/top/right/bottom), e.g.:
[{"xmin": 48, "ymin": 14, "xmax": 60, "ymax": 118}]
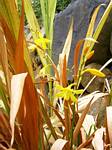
[{"xmin": 10, "ymin": 73, "xmax": 28, "ymax": 146}]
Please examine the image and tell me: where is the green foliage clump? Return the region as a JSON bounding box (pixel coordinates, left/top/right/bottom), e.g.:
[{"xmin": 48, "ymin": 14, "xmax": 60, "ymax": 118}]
[
  {"xmin": 32, "ymin": 0, "xmax": 71, "ymax": 24},
  {"xmin": 56, "ymin": 0, "xmax": 71, "ymax": 12},
  {"xmin": 32, "ymin": 0, "xmax": 42, "ymax": 24},
  {"xmin": 18, "ymin": 0, "xmax": 71, "ymax": 25}
]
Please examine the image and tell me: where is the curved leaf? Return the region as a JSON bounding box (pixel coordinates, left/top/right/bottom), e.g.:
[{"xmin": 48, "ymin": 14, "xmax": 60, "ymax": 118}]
[
  {"xmin": 51, "ymin": 139, "xmax": 69, "ymax": 150},
  {"xmin": 82, "ymin": 68, "xmax": 105, "ymax": 77},
  {"xmin": 10, "ymin": 73, "xmax": 28, "ymax": 146},
  {"xmin": 106, "ymin": 106, "xmax": 112, "ymax": 145}
]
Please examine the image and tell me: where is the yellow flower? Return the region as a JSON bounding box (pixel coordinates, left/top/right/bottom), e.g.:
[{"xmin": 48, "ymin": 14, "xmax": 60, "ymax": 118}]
[
  {"xmin": 55, "ymin": 84, "xmax": 83, "ymax": 102},
  {"xmin": 34, "ymin": 32, "xmax": 50, "ymax": 50}
]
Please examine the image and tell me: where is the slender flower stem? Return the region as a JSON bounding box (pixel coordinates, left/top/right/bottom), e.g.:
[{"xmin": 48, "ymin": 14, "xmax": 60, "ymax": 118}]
[{"xmin": 70, "ymin": 103, "xmax": 75, "ymax": 149}]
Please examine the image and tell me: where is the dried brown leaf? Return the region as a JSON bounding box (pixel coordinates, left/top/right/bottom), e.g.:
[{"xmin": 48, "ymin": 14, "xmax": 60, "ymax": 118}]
[
  {"xmin": 10, "ymin": 73, "xmax": 28, "ymax": 146},
  {"xmin": 106, "ymin": 106, "xmax": 112, "ymax": 145},
  {"xmin": 51, "ymin": 139, "xmax": 69, "ymax": 150},
  {"xmin": 40, "ymin": 99, "xmax": 58, "ymax": 140},
  {"xmin": 81, "ymin": 114, "xmax": 95, "ymax": 135},
  {"xmin": 80, "ymin": 148, "xmax": 92, "ymax": 150},
  {"xmin": 12, "ymin": 1, "xmax": 40, "ymax": 149},
  {"xmin": 92, "ymin": 127, "xmax": 105, "ymax": 150},
  {"xmin": 73, "ymin": 99, "xmax": 92, "ymax": 142},
  {"xmin": 74, "ymin": 40, "xmax": 84, "ymax": 80},
  {"xmin": 77, "ymin": 133, "xmax": 94, "ymax": 150},
  {"xmin": 78, "ymin": 92, "xmax": 108, "ymax": 112},
  {"xmin": 61, "ymin": 19, "xmax": 73, "ymax": 65},
  {"xmin": 0, "ymin": 24, "xmax": 11, "ymax": 94},
  {"xmin": 14, "ymin": 0, "xmax": 25, "ymax": 73},
  {"xmin": 62, "ymin": 55, "xmax": 67, "ymax": 87}
]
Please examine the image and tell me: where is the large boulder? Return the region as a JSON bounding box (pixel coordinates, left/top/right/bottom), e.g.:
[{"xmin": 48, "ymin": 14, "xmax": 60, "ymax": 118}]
[{"xmin": 53, "ymin": 0, "xmax": 111, "ymax": 68}]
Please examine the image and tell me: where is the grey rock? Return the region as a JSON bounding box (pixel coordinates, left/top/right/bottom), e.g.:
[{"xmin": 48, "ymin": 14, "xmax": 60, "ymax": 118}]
[{"xmin": 53, "ymin": 0, "xmax": 111, "ymax": 69}]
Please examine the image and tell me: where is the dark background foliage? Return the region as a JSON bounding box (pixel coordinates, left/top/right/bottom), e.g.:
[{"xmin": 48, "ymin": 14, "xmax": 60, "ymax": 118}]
[{"xmin": 18, "ymin": 0, "xmax": 71, "ymax": 24}]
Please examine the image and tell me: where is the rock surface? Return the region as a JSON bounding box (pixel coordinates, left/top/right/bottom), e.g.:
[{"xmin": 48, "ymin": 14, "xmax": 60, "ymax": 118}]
[
  {"xmin": 53, "ymin": 0, "xmax": 111, "ymax": 68},
  {"xmin": 81, "ymin": 63, "xmax": 112, "ymax": 93}
]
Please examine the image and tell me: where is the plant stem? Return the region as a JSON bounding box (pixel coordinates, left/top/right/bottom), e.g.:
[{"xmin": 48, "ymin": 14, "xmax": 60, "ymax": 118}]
[
  {"xmin": 70, "ymin": 102, "xmax": 75, "ymax": 149},
  {"xmin": 49, "ymin": 80, "xmax": 53, "ymax": 115}
]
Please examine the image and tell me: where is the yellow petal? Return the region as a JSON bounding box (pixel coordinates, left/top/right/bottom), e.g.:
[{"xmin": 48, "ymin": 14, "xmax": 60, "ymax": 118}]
[
  {"xmin": 42, "ymin": 42, "xmax": 47, "ymax": 49},
  {"xmin": 44, "ymin": 38, "xmax": 50, "ymax": 43},
  {"xmin": 82, "ymin": 68, "xmax": 105, "ymax": 77},
  {"xmin": 38, "ymin": 31, "xmax": 43, "ymax": 38}
]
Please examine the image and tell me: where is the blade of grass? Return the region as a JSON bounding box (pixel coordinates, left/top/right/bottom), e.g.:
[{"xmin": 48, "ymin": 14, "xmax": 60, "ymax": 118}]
[
  {"xmin": 59, "ymin": 19, "xmax": 73, "ymax": 65},
  {"xmin": 86, "ymin": 1, "xmax": 112, "ymax": 52},
  {"xmin": 82, "ymin": 4, "xmax": 104, "ymax": 50},
  {"xmin": 17, "ymin": 74, "xmax": 40, "ymax": 150},
  {"xmin": 49, "ymin": 0, "xmax": 57, "ymax": 49},
  {"xmin": 73, "ymin": 98, "xmax": 92, "ymax": 142},
  {"xmin": 64, "ymin": 100, "xmax": 71, "ymax": 140},
  {"xmin": 13, "ymin": 1, "xmax": 40, "ymax": 149},
  {"xmin": 62, "ymin": 55, "xmax": 67, "ymax": 87},
  {"xmin": 0, "ymin": 0, "xmax": 19, "ymax": 40},
  {"xmin": 46, "ymin": 53, "xmax": 60, "ymax": 82},
  {"xmin": 62, "ymin": 54, "xmax": 71, "ymax": 140},
  {"xmin": 77, "ymin": 133, "xmax": 94, "ymax": 150},
  {"xmin": 0, "ymin": 110, "xmax": 11, "ymax": 147},
  {"xmin": 0, "ymin": 17, "xmax": 16, "ymax": 70},
  {"xmin": 74, "ymin": 40, "xmax": 84, "ymax": 81},
  {"xmin": 53, "ymin": 109, "xmax": 65, "ymax": 127},
  {"xmin": 0, "ymin": 24, "xmax": 11, "ymax": 96},
  {"xmin": 24, "ymin": 0, "xmax": 40, "ymax": 38},
  {"xmin": 14, "ymin": 0, "xmax": 25, "ymax": 73},
  {"xmin": 0, "ymin": 0, "xmax": 34, "ymax": 80},
  {"xmin": 0, "ymin": 78, "xmax": 10, "ymax": 115},
  {"xmin": 24, "ymin": 0, "xmax": 47, "ymax": 66},
  {"xmin": 39, "ymin": 99, "xmax": 58, "ymax": 140},
  {"xmin": 39, "ymin": 0, "xmax": 57, "ymax": 104},
  {"xmin": 40, "ymin": 0, "xmax": 57, "ymax": 56}
]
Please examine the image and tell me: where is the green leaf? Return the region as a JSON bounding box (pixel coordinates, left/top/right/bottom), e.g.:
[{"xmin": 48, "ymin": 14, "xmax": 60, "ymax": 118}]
[
  {"xmin": 0, "ymin": 0, "xmax": 19, "ymax": 40},
  {"xmin": 24, "ymin": 0, "xmax": 47, "ymax": 66},
  {"xmin": 82, "ymin": 4, "xmax": 103, "ymax": 50},
  {"xmin": 0, "ymin": 77, "xmax": 9, "ymax": 114},
  {"xmin": 40, "ymin": 0, "xmax": 57, "ymax": 57},
  {"xmin": 24, "ymin": 0, "xmax": 40, "ymax": 38},
  {"xmin": 0, "ymin": 99, "xmax": 6, "ymax": 111},
  {"xmin": 0, "ymin": 0, "xmax": 34, "ymax": 80},
  {"xmin": 85, "ymin": 2, "xmax": 112, "ymax": 52},
  {"xmin": 39, "ymin": 64, "xmax": 51, "ymax": 76}
]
